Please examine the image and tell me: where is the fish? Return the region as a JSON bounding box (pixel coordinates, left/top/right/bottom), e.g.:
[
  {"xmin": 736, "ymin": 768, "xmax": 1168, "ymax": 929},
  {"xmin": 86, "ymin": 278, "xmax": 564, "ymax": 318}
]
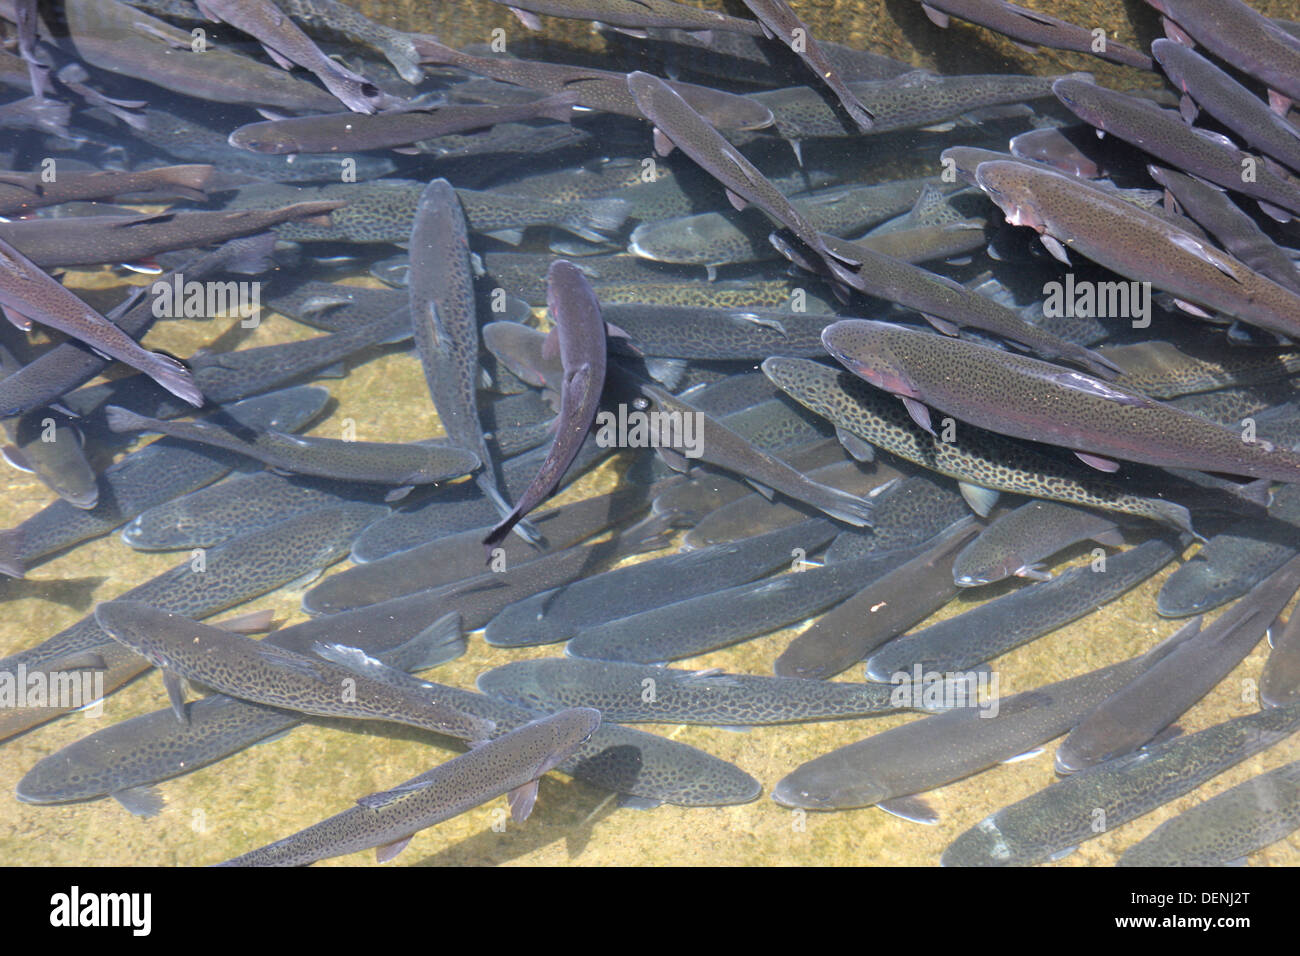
[
  {"xmin": 274, "ymin": 0, "xmax": 425, "ymax": 85},
  {"xmin": 684, "ymin": 460, "xmax": 900, "ymax": 548},
  {"xmin": 565, "ymin": 536, "xmax": 938, "ymax": 664},
  {"xmin": 217, "ymin": 707, "xmax": 600, "ymax": 865},
  {"xmin": 1103, "ymin": 334, "xmax": 1300, "ymax": 399},
  {"xmin": 15, "ymin": 611, "xmax": 468, "ymax": 815},
  {"xmin": 746, "ymin": 71, "xmax": 1068, "ymax": 144},
  {"xmin": 274, "ymin": 648, "xmax": 763, "ymax": 807},
  {"xmin": 951, "ymin": 500, "xmax": 1123, "ymax": 586},
  {"xmin": 911, "ymin": 0, "xmax": 1151, "ymax": 69},
  {"xmin": 774, "ymin": 516, "xmax": 981, "ymax": 680},
  {"xmin": 228, "ymin": 95, "xmax": 578, "ymax": 154},
  {"xmin": 823, "ymin": 473, "xmax": 974, "ymax": 563},
  {"xmin": 0, "ymin": 237, "xmax": 201, "ymax": 408},
  {"xmin": 597, "ymin": 304, "xmax": 831, "ymax": 361},
  {"xmin": 638, "ymin": 383, "xmax": 875, "ymax": 527},
  {"xmin": 973, "ymin": 158, "xmax": 1300, "ymax": 342},
  {"xmin": 0, "ymin": 386, "xmax": 328, "ymax": 578},
  {"xmin": 1156, "ymin": 483, "xmax": 1300, "ymax": 617},
  {"xmin": 738, "ymin": 0, "xmax": 873, "ymax": 131},
  {"xmin": 477, "ymin": 0, "xmax": 765, "ymax": 35},
  {"xmin": 59, "ymin": 0, "xmax": 342, "ymax": 112},
  {"xmin": 306, "ymin": 488, "xmax": 661, "ymax": 607},
  {"xmin": 628, "ymin": 177, "xmax": 950, "ymax": 272},
  {"xmin": 1118, "ymin": 759, "xmax": 1300, "ymax": 867},
  {"xmin": 0, "ymin": 202, "xmax": 344, "ymax": 269},
  {"xmin": 770, "ymin": 230, "xmax": 1118, "ymax": 377},
  {"xmin": 104, "ymin": 405, "xmax": 480, "ymax": 491},
  {"xmin": 1058, "ymin": 554, "xmax": 1300, "ymax": 773},
  {"xmin": 0, "ymin": 405, "xmax": 97, "ymax": 511},
  {"xmin": 302, "ymin": 509, "xmax": 674, "ymax": 617},
  {"xmin": 822, "ymin": 318, "xmax": 1300, "ymax": 483},
  {"xmin": 238, "ymin": 180, "xmax": 629, "ymax": 245},
  {"xmin": 0, "ymin": 164, "xmax": 213, "ymax": 217},
  {"xmin": 0, "ymin": 502, "xmax": 387, "ymax": 742},
  {"xmin": 410, "ymin": 37, "xmax": 773, "ymax": 132},
  {"xmin": 193, "ymin": 0, "xmax": 399, "ymax": 112},
  {"xmin": 484, "ymin": 263, "xmax": 606, "ymax": 547},
  {"xmin": 762, "ymin": 357, "xmax": 1198, "ymax": 534},
  {"xmin": 1147, "ymin": 165, "xmax": 1300, "ymax": 297},
  {"xmin": 1053, "ymin": 75, "xmax": 1300, "ymax": 222},
  {"xmin": 12, "ymin": 0, "xmax": 49, "ymax": 98},
  {"xmin": 1146, "ymin": 0, "xmax": 1300, "ymax": 110},
  {"xmin": 132, "ymin": 104, "xmax": 396, "ymax": 183},
  {"xmin": 346, "ymin": 433, "xmax": 615, "ymax": 561},
  {"xmin": 941, "ymin": 701, "xmax": 1300, "ymax": 866},
  {"xmin": 772, "ymin": 637, "xmax": 1192, "ymax": 818},
  {"xmin": 94, "ymin": 599, "xmax": 493, "ymax": 740},
  {"xmin": 120, "ymin": 471, "xmax": 389, "ymax": 552},
  {"xmin": 625, "ymin": 70, "xmax": 853, "ymax": 272},
  {"xmin": 1152, "ymin": 38, "xmax": 1300, "ymax": 177},
  {"xmin": 864, "ymin": 537, "xmax": 1182, "ymax": 679},
  {"xmin": 485, "ymin": 518, "xmax": 836, "ymax": 647},
  {"xmin": 409, "ymin": 178, "xmax": 514, "ymax": 531},
  {"xmin": 478, "ymin": 659, "xmax": 915, "ymax": 725},
  {"xmin": 1263, "ymin": 607, "xmax": 1300, "ymax": 707}
]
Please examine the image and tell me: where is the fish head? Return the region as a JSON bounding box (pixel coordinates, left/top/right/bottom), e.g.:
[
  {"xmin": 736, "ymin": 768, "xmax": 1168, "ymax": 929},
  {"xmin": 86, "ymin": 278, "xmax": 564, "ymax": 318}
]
[
  {"xmin": 1050, "ymin": 76, "xmax": 1109, "ymax": 129},
  {"xmin": 973, "ymin": 161, "xmax": 1048, "ymax": 233},
  {"xmin": 1149, "ymin": 38, "xmax": 1190, "ymax": 90},
  {"xmin": 821, "ymin": 320, "xmax": 923, "ymax": 401},
  {"xmin": 771, "ymin": 771, "xmax": 885, "ymax": 811},
  {"xmin": 228, "ymin": 125, "xmax": 298, "ymax": 155}
]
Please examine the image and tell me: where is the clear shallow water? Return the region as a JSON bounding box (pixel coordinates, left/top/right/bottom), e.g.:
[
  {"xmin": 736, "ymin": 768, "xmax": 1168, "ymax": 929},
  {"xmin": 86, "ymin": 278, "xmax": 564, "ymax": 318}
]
[{"xmin": 1, "ymin": 0, "xmax": 1298, "ymax": 867}]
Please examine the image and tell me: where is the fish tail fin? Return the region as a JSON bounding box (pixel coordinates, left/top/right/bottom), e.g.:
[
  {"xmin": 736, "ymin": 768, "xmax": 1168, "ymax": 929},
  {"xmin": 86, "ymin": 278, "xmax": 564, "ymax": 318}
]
[
  {"xmin": 103, "ymin": 405, "xmax": 155, "ymax": 435},
  {"xmin": 0, "ymin": 530, "xmax": 27, "ymax": 579},
  {"xmin": 815, "ymin": 487, "xmax": 875, "ymax": 528},
  {"xmin": 407, "ymin": 33, "xmax": 460, "ymax": 65},
  {"xmin": 145, "ymin": 354, "xmax": 205, "ymax": 409},
  {"xmin": 565, "ymin": 198, "xmax": 630, "ymax": 243},
  {"xmin": 538, "ymin": 92, "xmax": 581, "ymax": 123},
  {"xmin": 163, "ymin": 164, "xmax": 217, "ymax": 192},
  {"xmin": 380, "ymin": 37, "xmax": 425, "ymax": 85},
  {"xmin": 1152, "ymin": 499, "xmax": 1198, "ymax": 541},
  {"xmin": 390, "ymin": 612, "xmax": 467, "ymax": 671}
]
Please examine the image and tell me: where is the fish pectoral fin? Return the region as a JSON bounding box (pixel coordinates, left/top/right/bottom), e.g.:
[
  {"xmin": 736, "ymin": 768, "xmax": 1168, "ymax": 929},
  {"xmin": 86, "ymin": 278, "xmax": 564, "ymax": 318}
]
[
  {"xmin": 1172, "ymin": 297, "xmax": 1215, "ymax": 318},
  {"xmin": 1039, "ymin": 233, "xmax": 1071, "ymax": 265},
  {"xmin": 615, "ymin": 793, "xmax": 662, "ymax": 811},
  {"xmin": 375, "ymin": 835, "xmax": 414, "ymax": 863},
  {"xmin": 1166, "ymin": 231, "xmax": 1243, "ymax": 281},
  {"xmin": 1161, "ymin": 17, "xmax": 1195, "ymax": 46},
  {"xmin": 1, "ymin": 445, "xmax": 32, "ymax": 474},
  {"xmin": 1177, "ymin": 94, "xmax": 1197, "ymax": 124},
  {"xmin": 1015, "ymin": 564, "xmax": 1053, "ymax": 582},
  {"xmin": 1091, "ymin": 528, "xmax": 1125, "ymax": 548},
  {"xmin": 920, "ymin": 3, "xmax": 949, "ymax": 28},
  {"xmin": 1074, "ymin": 451, "xmax": 1121, "ymax": 472},
  {"xmin": 651, "ymin": 127, "xmax": 675, "ymax": 158},
  {"xmin": 112, "ymin": 786, "xmax": 165, "ymax": 818},
  {"xmin": 1000, "ymin": 746, "xmax": 1045, "ymax": 765},
  {"xmin": 508, "ymin": 779, "xmax": 541, "ymax": 823},
  {"xmin": 957, "ymin": 481, "xmax": 1000, "ymax": 517},
  {"xmin": 900, "ymin": 396, "xmax": 935, "ymax": 436},
  {"xmin": 834, "ymin": 427, "xmax": 874, "ymax": 462},
  {"xmin": 724, "ymin": 188, "xmax": 748, "ymax": 213},
  {"xmin": 655, "ymin": 446, "xmax": 692, "ymax": 474},
  {"xmin": 1269, "ymin": 90, "xmax": 1294, "ymax": 117},
  {"xmin": 383, "ymin": 485, "xmax": 414, "ymax": 503},
  {"xmin": 920, "ymin": 312, "xmax": 961, "ymax": 336},
  {"xmin": 876, "ymin": 795, "xmax": 939, "ymax": 825},
  {"xmin": 1, "ymin": 303, "xmax": 33, "ymax": 331},
  {"xmin": 162, "ymin": 670, "xmax": 190, "ymax": 726},
  {"xmin": 508, "ymin": 6, "xmax": 543, "ymax": 30}
]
